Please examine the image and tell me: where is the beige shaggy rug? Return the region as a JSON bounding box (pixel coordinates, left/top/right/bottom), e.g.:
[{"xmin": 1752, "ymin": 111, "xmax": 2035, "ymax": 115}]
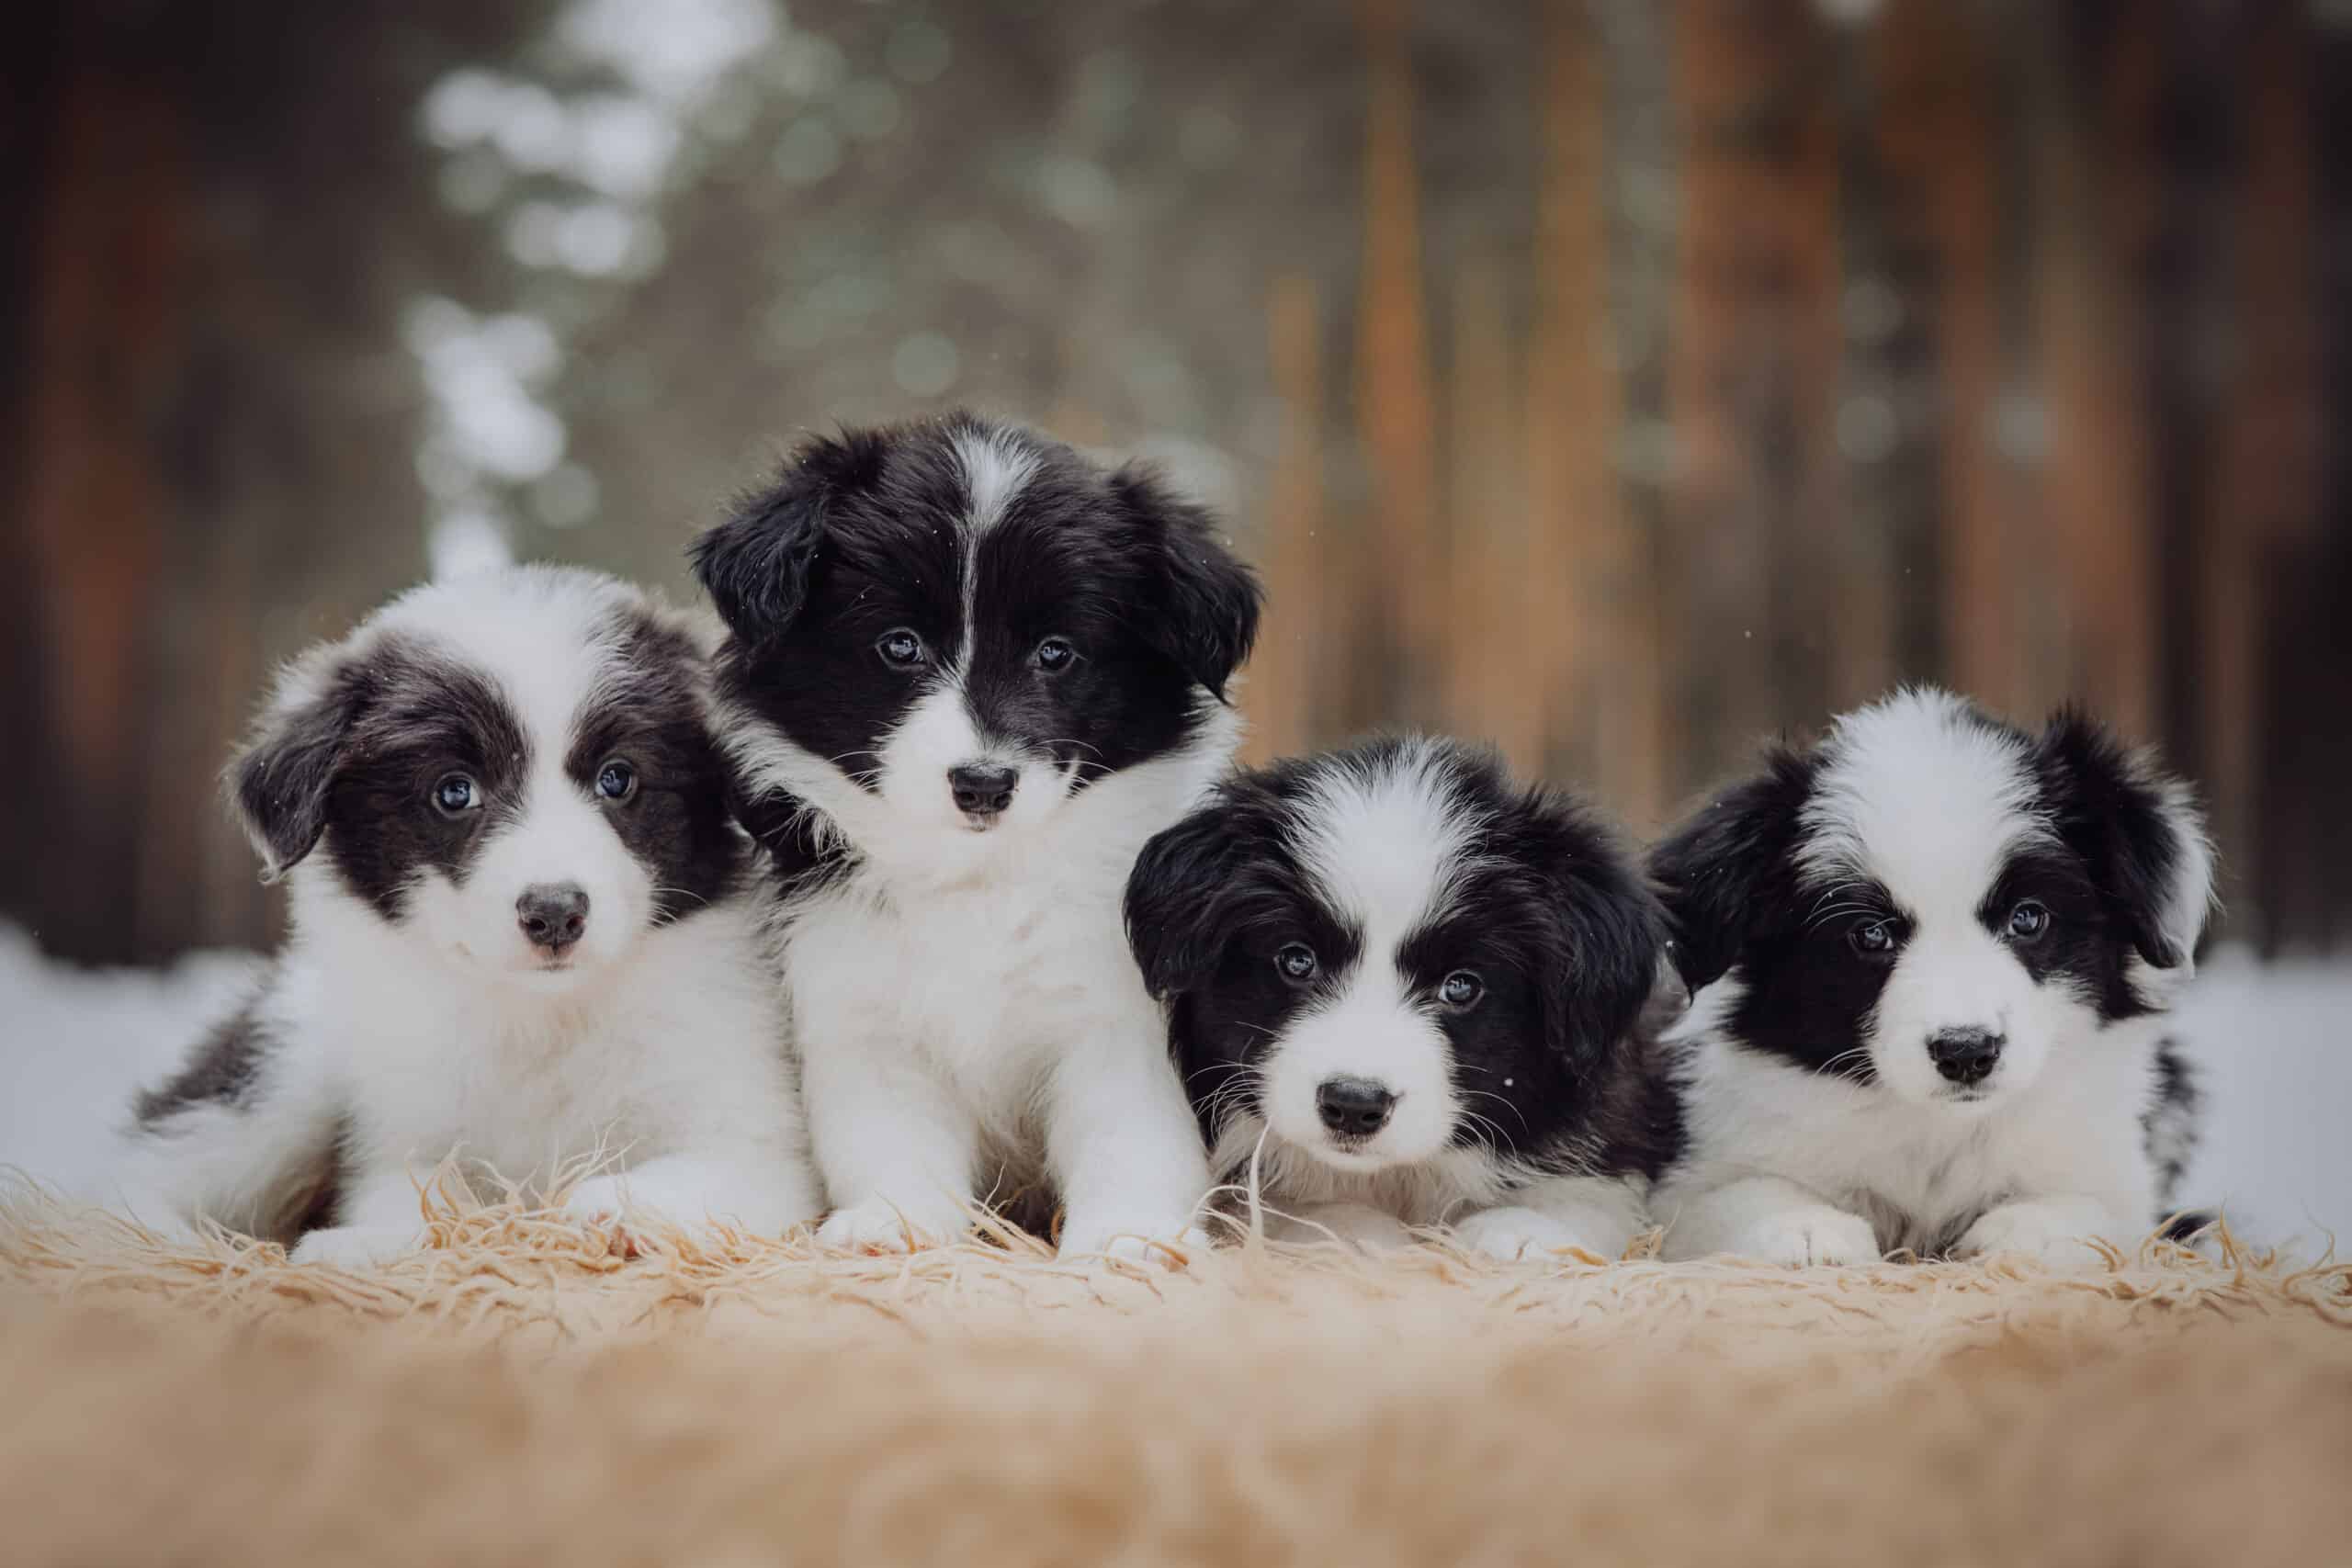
[{"xmin": 3, "ymin": 1190, "xmax": 2347, "ymax": 1567}]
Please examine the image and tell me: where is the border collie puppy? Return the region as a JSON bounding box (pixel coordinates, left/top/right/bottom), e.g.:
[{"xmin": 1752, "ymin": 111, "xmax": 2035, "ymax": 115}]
[
  {"xmin": 1648, "ymin": 688, "xmax": 2213, "ymax": 1267},
  {"xmin": 116, "ymin": 566, "xmax": 820, "ymax": 1264},
  {"xmin": 693, "ymin": 412, "xmax": 1260, "ymax": 1261},
  {"xmin": 1125, "ymin": 737, "xmax": 1683, "ymax": 1261}
]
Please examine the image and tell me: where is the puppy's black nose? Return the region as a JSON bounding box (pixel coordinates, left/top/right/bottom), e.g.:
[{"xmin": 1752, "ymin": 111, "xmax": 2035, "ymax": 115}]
[
  {"xmin": 948, "ymin": 763, "xmax": 1019, "ymax": 817},
  {"xmin": 1316, "ymin": 1077, "xmax": 1396, "ymax": 1137},
  {"xmin": 1928, "ymin": 1027, "xmax": 2004, "ymax": 1086},
  {"xmin": 517, "ymin": 883, "xmax": 589, "ymax": 953}
]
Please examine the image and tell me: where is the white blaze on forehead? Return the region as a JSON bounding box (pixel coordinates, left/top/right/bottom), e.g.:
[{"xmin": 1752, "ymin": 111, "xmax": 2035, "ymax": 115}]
[
  {"xmin": 951, "ymin": 425, "xmax": 1043, "ymax": 670},
  {"xmin": 1290, "ymin": 742, "xmax": 1485, "ymax": 961},
  {"xmin": 371, "ymin": 563, "xmax": 634, "ymax": 763},
  {"xmin": 953, "ymin": 426, "xmax": 1041, "ymax": 536},
  {"xmin": 1798, "ymin": 687, "xmax": 2052, "ymax": 911}
]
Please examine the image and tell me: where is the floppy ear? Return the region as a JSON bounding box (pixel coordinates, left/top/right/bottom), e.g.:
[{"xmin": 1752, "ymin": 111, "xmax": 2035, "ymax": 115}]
[
  {"xmin": 1110, "ymin": 462, "xmax": 1261, "ymax": 701},
  {"xmin": 1646, "ymin": 751, "xmax": 1815, "ymax": 995},
  {"xmin": 2033, "ymin": 707, "xmax": 2215, "ymax": 974},
  {"xmin": 692, "ymin": 429, "xmax": 883, "ymax": 649},
  {"xmin": 1508, "ymin": 795, "xmax": 1668, "ymax": 1065},
  {"xmin": 1125, "ymin": 795, "xmax": 1253, "ymax": 1001},
  {"xmin": 226, "ymin": 647, "xmax": 371, "ymax": 880}
]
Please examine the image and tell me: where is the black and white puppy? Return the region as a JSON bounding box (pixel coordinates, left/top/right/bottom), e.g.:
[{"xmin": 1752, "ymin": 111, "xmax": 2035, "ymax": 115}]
[
  {"xmin": 694, "ymin": 413, "xmax": 1260, "ymax": 1261},
  {"xmin": 1649, "ymin": 687, "xmax": 2213, "ymax": 1267},
  {"xmin": 1125, "ymin": 737, "xmax": 1683, "ymax": 1261},
  {"xmin": 117, "ymin": 566, "xmax": 820, "ymax": 1263}
]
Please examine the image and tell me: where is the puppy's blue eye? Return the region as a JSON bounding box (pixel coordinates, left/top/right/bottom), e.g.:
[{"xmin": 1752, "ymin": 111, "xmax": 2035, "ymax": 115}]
[
  {"xmin": 877, "ymin": 629, "xmax": 925, "ymax": 667},
  {"xmin": 1035, "ymin": 637, "xmax": 1075, "ymax": 671},
  {"xmin": 1439, "ymin": 971, "xmax": 1483, "ymax": 1010},
  {"xmin": 1275, "ymin": 943, "xmax": 1317, "ymax": 983},
  {"xmin": 2007, "ymin": 900, "xmax": 2050, "ymax": 941},
  {"xmin": 1849, "ymin": 919, "xmax": 1897, "ymax": 956},
  {"xmin": 596, "ymin": 761, "xmax": 637, "ymax": 802},
  {"xmin": 433, "ymin": 774, "xmax": 479, "ymax": 817}
]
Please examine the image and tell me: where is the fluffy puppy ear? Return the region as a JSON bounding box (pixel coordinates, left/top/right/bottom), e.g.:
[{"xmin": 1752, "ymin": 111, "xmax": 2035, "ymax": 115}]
[
  {"xmin": 1110, "ymin": 462, "xmax": 1262, "ymax": 701},
  {"xmin": 1125, "ymin": 792, "xmax": 1256, "ymax": 1001},
  {"xmin": 1646, "ymin": 751, "xmax": 1815, "ymax": 995},
  {"xmin": 692, "ymin": 429, "xmax": 884, "ymax": 649},
  {"xmin": 2033, "ymin": 707, "xmax": 2215, "ymax": 975},
  {"xmin": 226, "ymin": 645, "xmax": 372, "ymax": 880},
  {"xmin": 1505, "ymin": 792, "xmax": 1668, "ymax": 1065}
]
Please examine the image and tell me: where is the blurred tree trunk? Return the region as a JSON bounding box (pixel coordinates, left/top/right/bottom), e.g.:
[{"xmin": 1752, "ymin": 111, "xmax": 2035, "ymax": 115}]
[
  {"xmin": 1246, "ymin": 275, "xmax": 1329, "ymax": 765},
  {"xmin": 2, "ymin": 1, "xmax": 503, "ymax": 964},
  {"xmin": 1354, "ymin": 0, "xmax": 1443, "ymax": 721},
  {"xmin": 2210, "ymin": 0, "xmax": 2320, "ymax": 938},
  {"xmin": 12, "ymin": 6, "xmax": 193, "ymax": 965},
  {"xmin": 1663, "ymin": 0, "xmax": 1838, "ymax": 784}
]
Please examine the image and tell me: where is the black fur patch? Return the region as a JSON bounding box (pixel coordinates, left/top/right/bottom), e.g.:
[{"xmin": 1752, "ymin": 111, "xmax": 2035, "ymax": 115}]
[
  {"xmin": 694, "ymin": 412, "xmax": 1261, "ymax": 808},
  {"xmin": 134, "ymin": 990, "xmax": 275, "ymax": 1127},
  {"xmin": 2143, "ymin": 1036, "xmax": 2202, "ymax": 1209},
  {"xmin": 568, "ymin": 603, "xmax": 743, "ymax": 922},
  {"xmin": 312, "ymin": 634, "xmax": 533, "ymax": 921},
  {"xmin": 1128, "ymin": 738, "xmax": 1680, "ymax": 1180}
]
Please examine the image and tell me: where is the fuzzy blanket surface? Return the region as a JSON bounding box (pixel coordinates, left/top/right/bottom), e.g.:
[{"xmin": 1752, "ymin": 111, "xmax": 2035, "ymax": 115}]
[{"xmin": 3, "ymin": 1192, "xmax": 2347, "ymax": 1567}]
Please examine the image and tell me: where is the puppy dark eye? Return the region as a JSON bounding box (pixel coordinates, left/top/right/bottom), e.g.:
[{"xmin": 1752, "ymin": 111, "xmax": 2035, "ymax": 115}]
[
  {"xmin": 877, "ymin": 628, "xmax": 926, "ymax": 668},
  {"xmin": 1035, "ymin": 637, "xmax": 1075, "ymax": 671},
  {"xmin": 1274, "ymin": 942, "xmax": 1317, "ymax": 983},
  {"xmin": 2007, "ymin": 900, "xmax": 2050, "ymax": 942},
  {"xmin": 1438, "ymin": 971, "xmax": 1483, "ymax": 1010},
  {"xmin": 596, "ymin": 761, "xmax": 637, "ymax": 802},
  {"xmin": 433, "ymin": 773, "xmax": 480, "ymax": 817},
  {"xmin": 1849, "ymin": 918, "xmax": 1898, "ymax": 957}
]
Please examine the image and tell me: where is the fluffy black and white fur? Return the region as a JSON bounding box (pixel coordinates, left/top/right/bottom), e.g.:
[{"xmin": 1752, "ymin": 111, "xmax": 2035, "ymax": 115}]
[
  {"xmin": 116, "ymin": 566, "xmax": 820, "ymax": 1264},
  {"xmin": 1125, "ymin": 737, "xmax": 1683, "ymax": 1261},
  {"xmin": 693, "ymin": 412, "xmax": 1261, "ymax": 1261},
  {"xmin": 1649, "ymin": 687, "xmax": 2214, "ymax": 1267}
]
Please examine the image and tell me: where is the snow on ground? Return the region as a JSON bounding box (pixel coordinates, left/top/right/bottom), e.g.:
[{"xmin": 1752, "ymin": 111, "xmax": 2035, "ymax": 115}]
[
  {"xmin": 0, "ymin": 926, "xmax": 2343, "ymax": 1254},
  {"xmin": 0, "ymin": 927, "xmax": 259, "ymax": 1205}
]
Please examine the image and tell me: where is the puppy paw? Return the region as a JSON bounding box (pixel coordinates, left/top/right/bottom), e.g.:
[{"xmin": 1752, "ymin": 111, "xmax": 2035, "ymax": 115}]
[
  {"xmin": 1059, "ymin": 1215, "xmax": 1213, "ymax": 1269},
  {"xmin": 290, "ymin": 1224, "xmax": 423, "ymax": 1269},
  {"xmin": 1957, "ymin": 1201, "xmax": 2109, "ymax": 1269},
  {"xmin": 817, "ymin": 1198, "xmax": 963, "ymax": 1255},
  {"xmin": 1453, "ymin": 1205, "xmax": 1616, "ymax": 1264},
  {"xmin": 561, "ymin": 1174, "xmax": 632, "ymax": 1225},
  {"xmin": 1278, "ymin": 1201, "xmax": 1417, "ymax": 1251},
  {"xmin": 1738, "ymin": 1205, "xmax": 1882, "ymax": 1268}
]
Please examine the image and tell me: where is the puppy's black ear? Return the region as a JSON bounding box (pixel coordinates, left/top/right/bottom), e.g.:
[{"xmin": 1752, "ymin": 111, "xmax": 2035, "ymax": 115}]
[
  {"xmin": 1647, "ymin": 751, "xmax": 1815, "ymax": 995},
  {"xmin": 1112, "ymin": 462, "xmax": 1261, "ymax": 701},
  {"xmin": 692, "ymin": 429, "xmax": 883, "ymax": 648},
  {"xmin": 227, "ymin": 648, "xmax": 372, "ymax": 880},
  {"xmin": 2034, "ymin": 707, "xmax": 2214, "ymax": 973},
  {"xmin": 1510, "ymin": 793, "xmax": 1668, "ymax": 1065},
  {"xmin": 1125, "ymin": 795, "xmax": 1250, "ymax": 1000}
]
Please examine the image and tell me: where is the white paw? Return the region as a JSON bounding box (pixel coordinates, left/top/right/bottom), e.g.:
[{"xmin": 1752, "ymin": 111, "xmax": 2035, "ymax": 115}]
[
  {"xmin": 1278, "ymin": 1201, "xmax": 1417, "ymax": 1251},
  {"xmin": 1957, "ymin": 1202, "xmax": 2108, "ymax": 1269},
  {"xmin": 817, "ymin": 1197, "xmax": 965, "ymax": 1254},
  {"xmin": 1059, "ymin": 1215, "xmax": 1213, "ymax": 1268},
  {"xmin": 1737, "ymin": 1205, "xmax": 1882, "ymax": 1268},
  {"xmin": 562, "ymin": 1174, "xmax": 633, "ymax": 1226},
  {"xmin": 1453, "ymin": 1206, "xmax": 1610, "ymax": 1264},
  {"xmin": 290, "ymin": 1224, "xmax": 423, "ymax": 1269}
]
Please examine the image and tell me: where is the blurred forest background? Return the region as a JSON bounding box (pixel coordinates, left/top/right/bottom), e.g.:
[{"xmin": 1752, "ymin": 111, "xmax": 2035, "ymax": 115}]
[{"xmin": 4, "ymin": 0, "xmax": 2346, "ymax": 967}]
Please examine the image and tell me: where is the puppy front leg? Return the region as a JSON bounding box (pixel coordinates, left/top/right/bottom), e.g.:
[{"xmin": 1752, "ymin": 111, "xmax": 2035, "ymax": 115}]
[
  {"xmin": 1658, "ymin": 1174, "xmax": 1883, "ymax": 1266},
  {"xmin": 1047, "ymin": 1015, "xmax": 1212, "ymax": 1264},
  {"xmin": 288, "ymin": 1169, "xmax": 432, "ymax": 1268},
  {"xmin": 805, "ymin": 1043, "xmax": 978, "ymax": 1254},
  {"xmin": 1957, "ymin": 1193, "xmax": 2132, "ymax": 1269},
  {"xmin": 1453, "ymin": 1175, "xmax": 1646, "ymax": 1264}
]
